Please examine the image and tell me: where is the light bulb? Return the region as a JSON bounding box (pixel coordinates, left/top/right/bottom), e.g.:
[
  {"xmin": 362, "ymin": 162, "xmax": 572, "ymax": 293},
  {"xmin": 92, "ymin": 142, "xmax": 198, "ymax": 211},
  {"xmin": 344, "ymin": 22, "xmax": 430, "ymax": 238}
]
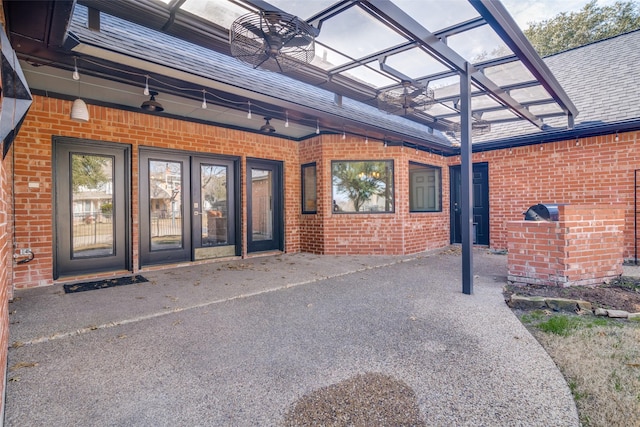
[
  {"xmin": 247, "ymin": 101, "xmax": 252, "ymax": 119},
  {"xmin": 144, "ymin": 75, "xmax": 150, "ymax": 96},
  {"xmin": 316, "ymin": 119, "xmax": 320, "ymax": 134},
  {"xmin": 72, "ymin": 57, "xmax": 80, "ymax": 81},
  {"xmin": 201, "ymin": 90, "xmax": 207, "ymax": 109},
  {"xmin": 285, "ymin": 112, "xmax": 289, "ymax": 128}
]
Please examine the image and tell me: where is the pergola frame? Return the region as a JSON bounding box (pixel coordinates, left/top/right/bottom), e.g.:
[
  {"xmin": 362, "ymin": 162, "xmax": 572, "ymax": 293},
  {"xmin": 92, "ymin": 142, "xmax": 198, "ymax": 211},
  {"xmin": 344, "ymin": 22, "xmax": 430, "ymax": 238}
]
[{"xmin": 15, "ymin": 0, "xmax": 579, "ymax": 294}]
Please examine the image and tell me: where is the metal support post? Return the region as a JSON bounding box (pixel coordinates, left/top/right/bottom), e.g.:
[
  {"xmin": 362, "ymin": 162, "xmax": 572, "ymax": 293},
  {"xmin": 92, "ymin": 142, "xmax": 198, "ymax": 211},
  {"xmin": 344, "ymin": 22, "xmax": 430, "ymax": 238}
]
[{"xmin": 460, "ymin": 62, "xmax": 474, "ymax": 295}]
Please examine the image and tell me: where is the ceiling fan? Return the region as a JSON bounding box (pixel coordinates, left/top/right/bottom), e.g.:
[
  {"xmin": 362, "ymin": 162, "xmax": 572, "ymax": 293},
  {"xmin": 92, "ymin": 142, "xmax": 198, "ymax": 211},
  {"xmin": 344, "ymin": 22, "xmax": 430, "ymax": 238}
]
[
  {"xmin": 229, "ymin": 9, "xmax": 319, "ymax": 72},
  {"xmin": 377, "ymin": 80, "xmax": 435, "ymax": 116},
  {"xmin": 376, "ymin": 59, "xmax": 434, "ymax": 116}
]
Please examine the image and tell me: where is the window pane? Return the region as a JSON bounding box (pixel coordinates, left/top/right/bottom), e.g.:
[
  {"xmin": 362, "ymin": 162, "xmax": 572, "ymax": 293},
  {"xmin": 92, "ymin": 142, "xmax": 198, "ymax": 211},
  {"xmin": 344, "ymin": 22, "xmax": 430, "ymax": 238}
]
[
  {"xmin": 302, "ymin": 163, "xmax": 317, "ymax": 213},
  {"xmin": 71, "ymin": 154, "xmax": 114, "ymax": 258},
  {"xmin": 201, "ymin": 164, "xmax": 228, "ymax": 246},
  {"xmin": 251, "ymin": 168, "xmax": 273, "ymax": 241},
  {"xmin": 149, "ymin": 160, "xmax": 183, "ymax": 250},
  {"xmin": 409, "ymin": 163, "xmax": 441, "ymax": 212},
  {"xmin": 332, "ymin": 161, "xmax": 394, "ymax": 213}
]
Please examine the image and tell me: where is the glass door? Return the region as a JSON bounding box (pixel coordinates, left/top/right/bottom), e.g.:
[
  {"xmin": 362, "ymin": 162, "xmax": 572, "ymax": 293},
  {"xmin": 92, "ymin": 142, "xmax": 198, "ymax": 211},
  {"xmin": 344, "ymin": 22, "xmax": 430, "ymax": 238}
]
[
  {"xmin": 54, "ymin": 139, "xmax": 130, "ymax": 278},
  {"xmin": 192, "ymin": 157, "xmax": 237, "ymax": 260},
  {"xmin": 247, "ymin": 159, "xmax": 283, "ymax": 253},
  {"xmin": 139, "ymin": 150, "xmax": 191, "ymax": 266},
  {"xmin": 140, "ymin": 150, "xmax": 239, "ymax": 266}
]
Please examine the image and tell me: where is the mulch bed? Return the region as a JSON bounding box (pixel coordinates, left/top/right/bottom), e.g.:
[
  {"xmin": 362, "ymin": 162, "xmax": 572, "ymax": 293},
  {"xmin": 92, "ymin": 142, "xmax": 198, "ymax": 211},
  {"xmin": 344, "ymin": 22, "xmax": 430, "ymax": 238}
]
[{"xmin": 504, "ymin": 277, "xmax": 640, "ymax": 313}]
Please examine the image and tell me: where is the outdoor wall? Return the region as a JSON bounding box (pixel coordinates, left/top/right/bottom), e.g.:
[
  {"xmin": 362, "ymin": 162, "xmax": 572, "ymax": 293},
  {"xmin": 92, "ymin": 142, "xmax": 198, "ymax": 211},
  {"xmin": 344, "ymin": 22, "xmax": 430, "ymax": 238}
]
[
  {"xmin": 450, "ymin": 130, "xmax": 639, "ymax": 260},
  {"xmin": 0, "ymin": 137, "xmax": 13, "ymax": 422},
  {"xmin": 507, "ymin": 205, "xmax": 625, "ymax": 286},
  {"xmin": 11, "ymin": 95, "xmax": 301, "ymax": 289},
  {"xmin": 319, "ymin": 136, "xmax": 450, "ymax": 255},
  {"xmin": 299, "ymin": 137, "xmax": 324, "ymax": 254}
]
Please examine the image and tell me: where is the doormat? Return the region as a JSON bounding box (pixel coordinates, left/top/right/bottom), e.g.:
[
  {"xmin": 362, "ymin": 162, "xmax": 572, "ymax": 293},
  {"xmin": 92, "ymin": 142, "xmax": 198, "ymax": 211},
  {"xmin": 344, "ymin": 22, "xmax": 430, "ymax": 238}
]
[{"xmin": 63, "ymin": 275, "xmax": 149, "ymax": 294}]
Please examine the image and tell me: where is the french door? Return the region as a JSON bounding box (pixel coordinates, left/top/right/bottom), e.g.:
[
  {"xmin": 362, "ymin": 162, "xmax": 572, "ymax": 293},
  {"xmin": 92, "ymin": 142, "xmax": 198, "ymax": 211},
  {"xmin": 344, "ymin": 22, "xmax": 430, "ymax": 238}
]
[
  {"xmin": 139, "ymin": 149, "xmax": 238, "ymax": 266},
  {"xmin": 54, "ymin": 139, "xmax": 130, "ymax": 279},
  {"xmin": 247, "ymin": 159, "xmax": 283, "ymax": 253}
]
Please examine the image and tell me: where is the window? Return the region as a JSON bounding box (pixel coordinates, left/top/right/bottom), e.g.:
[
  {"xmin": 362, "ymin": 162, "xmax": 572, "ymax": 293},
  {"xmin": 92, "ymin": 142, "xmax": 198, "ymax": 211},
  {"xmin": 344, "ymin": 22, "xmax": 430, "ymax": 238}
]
[
  {"xmin": 409, "ymin": 162, "xmax": 441, "ymax": 212},
  {"xmin": 301, "ymin": 163, "xmax": 317, "ymax": 213},
  {"xmin": 332, "ymin": 160, "xmax": 394, "ymax": 213}
]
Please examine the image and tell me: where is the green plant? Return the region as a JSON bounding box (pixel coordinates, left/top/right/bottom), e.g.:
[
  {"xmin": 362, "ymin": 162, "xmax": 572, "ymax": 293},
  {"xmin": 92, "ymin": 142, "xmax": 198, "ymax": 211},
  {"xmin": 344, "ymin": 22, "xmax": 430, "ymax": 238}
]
[
  {"xmin": 537, "ymin": 315, "xmax": 576, "ymax": 335},
  {"xmin": 520, "ymin": 310, "xmax": 546, "ymax": 324}
]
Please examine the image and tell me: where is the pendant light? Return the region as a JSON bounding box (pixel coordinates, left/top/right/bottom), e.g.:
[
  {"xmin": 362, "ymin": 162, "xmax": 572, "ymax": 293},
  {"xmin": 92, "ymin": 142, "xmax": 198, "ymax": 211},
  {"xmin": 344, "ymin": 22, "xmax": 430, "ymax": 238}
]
[
  {"xmin": 260, "ymin": 117, "xmax": 276, "ymax": 133},
  {"xmin": 141, "ymin": 91, "xmax": 164, "ymax": 112},
  {"xmin": 70, "ymin": 57, "xmax": 89, "ymax": 122}
]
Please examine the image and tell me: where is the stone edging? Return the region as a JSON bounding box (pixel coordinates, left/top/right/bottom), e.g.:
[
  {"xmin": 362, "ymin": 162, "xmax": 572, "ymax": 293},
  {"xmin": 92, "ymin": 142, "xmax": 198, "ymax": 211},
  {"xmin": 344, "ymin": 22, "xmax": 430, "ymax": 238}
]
[{"xmin": 506, "ymin": 294, "xmax": 640, "ymax": 320}]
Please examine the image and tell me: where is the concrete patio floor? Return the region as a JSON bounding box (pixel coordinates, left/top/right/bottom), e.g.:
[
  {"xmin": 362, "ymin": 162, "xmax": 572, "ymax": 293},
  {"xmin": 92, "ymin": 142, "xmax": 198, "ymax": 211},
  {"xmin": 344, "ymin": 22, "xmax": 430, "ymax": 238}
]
[{"xmin": 5, "ymin": 249, "xmax": 579, "ymax": 426}]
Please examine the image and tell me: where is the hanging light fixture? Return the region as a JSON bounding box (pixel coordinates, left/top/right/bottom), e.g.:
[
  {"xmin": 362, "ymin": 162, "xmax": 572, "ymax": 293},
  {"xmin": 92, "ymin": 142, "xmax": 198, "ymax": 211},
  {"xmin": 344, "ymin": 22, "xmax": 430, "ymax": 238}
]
[
  {"xmin": 315, "ymin": 119, "xmax": 320, "ymax": 135},
  {"xmin": 143, "ymin": 75, "xmax": 150, "ymax": 96},
  {"xmin": 201, "ymin": 89, "xmax": 207, "ymax": 109},
  {"xmin": 260, "ymin": 117, "xmax": 276, "ymax": 133},
  {"xmin": 72, "ymin": 57, "xmax": 80, "ymax": 81},
  {"xmin": 141, "ymin": 91, "xmax": 164, "ymax": 112},
  {"xmin": 71, "ymin": 99, "xmax": 89, "ymax": 122},
  {"xmin": 247, "ymin": 101, "xmax": 252, "ymax": 119},
  {"xmin": 285, "ymin": 111, "xmax": 289, "ymax": 128},
  {"xmin": 70, "ymin": 58, "xmax": 89, "ymax": 122}
]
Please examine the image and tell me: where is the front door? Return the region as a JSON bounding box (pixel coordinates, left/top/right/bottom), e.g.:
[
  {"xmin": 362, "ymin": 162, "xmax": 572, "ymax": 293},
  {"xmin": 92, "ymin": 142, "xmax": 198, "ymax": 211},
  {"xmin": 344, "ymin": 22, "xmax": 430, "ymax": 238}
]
[
  {"xmin": 54, "ymin": 139, "xmax": 130, "ymax": 279},
  {"xmin": 450, "ymin": 162, "xmax": 489, "ymax": 245},
  {"xmin": 247, "ymin": 159, "xmax": 283, "ymax": 253},
  {"xmin": 139, "ymin": 149, "xmax": 239, "ymax": 266}
]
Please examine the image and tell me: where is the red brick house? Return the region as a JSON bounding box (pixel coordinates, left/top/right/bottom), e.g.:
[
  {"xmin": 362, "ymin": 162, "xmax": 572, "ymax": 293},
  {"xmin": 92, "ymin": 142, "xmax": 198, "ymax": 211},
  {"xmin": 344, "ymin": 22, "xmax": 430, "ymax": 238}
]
[{"xmin": 0, "ymin": 0, "xmax": 639, "ymax": 417}]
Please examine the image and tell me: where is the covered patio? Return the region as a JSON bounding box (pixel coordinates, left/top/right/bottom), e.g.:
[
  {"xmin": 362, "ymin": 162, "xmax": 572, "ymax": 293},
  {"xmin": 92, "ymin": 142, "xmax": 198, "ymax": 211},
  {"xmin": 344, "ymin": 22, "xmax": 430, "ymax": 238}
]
[{"xmin": 5, "ymin": 249, "xmax": 579, "ymax": 425}]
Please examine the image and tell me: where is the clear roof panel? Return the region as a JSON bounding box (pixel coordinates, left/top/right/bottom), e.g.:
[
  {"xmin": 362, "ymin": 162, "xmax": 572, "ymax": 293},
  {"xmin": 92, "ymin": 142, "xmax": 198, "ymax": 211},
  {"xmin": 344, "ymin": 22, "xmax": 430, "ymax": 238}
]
[
  {"xmin": 314, "ymin": 5, "xmax": 407, "ymax": 60},
  {"xmin": 483, "ymin": 61, "xmax": 536, "ymax": 87},
  {"xmin": 267, "ymin": 0, "xmax": 338, "ymax": 21},
  {"xmin": 339, "ymin": 62, "xmax": 398, "ymax": 88},
  {"xmin": 481, "ymin": 109, "xmax": 519, "ymax": 121},
  {"xmin": 509, "ymin": 85, "xmax": 553, "ymax": 104},
  {"xmin": 471, "ymin": 94, "xmax": 501, "ymax": 110},
  {"xmin": 427, "ymin": 103, "xmax": 458, "ymax": 117},
  {"xmin": 135, "ymin": 0, "xmax": 576, "ymax": 136},
  {"xmin": 181, "ymin": 0, "xmax": 249, "ymax": 29},
  {"xmin": 391, "ymin": 0, "xmax": 480, "ymax": 33},
  {"xmin": 446, "ymin": 25, "xmax": 513, "ymax": 64},
  {"xmin": 311, "ymin": 44, "xmax": 351, "ymax": 69},
  {"xmin": 384, "ymin": 48, "xmax": 450, "ymax": 81}
]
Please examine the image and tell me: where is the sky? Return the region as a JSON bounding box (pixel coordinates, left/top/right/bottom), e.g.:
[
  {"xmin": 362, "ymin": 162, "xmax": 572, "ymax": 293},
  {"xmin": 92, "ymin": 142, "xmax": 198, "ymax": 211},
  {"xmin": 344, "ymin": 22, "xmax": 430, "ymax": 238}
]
[{"xmin": 502, "ymin": 0, "xmax": 621, "ymax": 29}]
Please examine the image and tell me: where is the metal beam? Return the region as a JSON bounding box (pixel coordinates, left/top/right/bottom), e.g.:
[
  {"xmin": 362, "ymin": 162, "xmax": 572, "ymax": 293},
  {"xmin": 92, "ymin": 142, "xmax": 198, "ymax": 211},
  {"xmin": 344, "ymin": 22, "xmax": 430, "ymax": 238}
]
[
  {"xmin": 460, "ymin": 62, "xmax": 473, "ymax": 295},
  {"xmin": 470, "ymin": 0, "xmax": 579, "ymax": 120},
  {"xmin": 361, "ymin": 0, "xmax": 545, "ymax": 129}
]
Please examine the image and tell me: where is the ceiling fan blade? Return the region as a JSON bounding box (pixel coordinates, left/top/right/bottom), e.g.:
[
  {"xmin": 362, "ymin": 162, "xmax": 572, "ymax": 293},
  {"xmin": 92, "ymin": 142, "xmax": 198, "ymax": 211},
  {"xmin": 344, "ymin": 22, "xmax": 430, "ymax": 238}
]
[
  {"xmin": 283, "ymin": 34, "xmax": 313, "ymax": 47},
  {"xmin": 241, "ymin": 21, "xmax": 266, "ymax": 38},
  {"xmin": 410, "ymin": 87, "xmax": 423, "ymax": 97}
]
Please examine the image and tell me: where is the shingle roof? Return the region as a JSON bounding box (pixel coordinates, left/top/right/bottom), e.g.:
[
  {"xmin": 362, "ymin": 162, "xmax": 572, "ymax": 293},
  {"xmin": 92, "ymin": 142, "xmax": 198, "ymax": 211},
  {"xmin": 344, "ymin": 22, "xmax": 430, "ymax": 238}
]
[
  {"xmin": 475, "ymin": 30, "xmax": 640, "ymax": 144},
  {"xmin": 70, "ymin": 5, "xmax": 451, "ymax": 147}
]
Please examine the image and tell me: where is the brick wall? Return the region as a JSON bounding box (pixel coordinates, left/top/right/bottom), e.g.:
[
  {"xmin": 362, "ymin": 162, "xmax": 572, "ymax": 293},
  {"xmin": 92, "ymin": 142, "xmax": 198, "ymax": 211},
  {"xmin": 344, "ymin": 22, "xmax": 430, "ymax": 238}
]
[
  {"xmin": 507, "ymin": 205, "xmax": 625, "ymax": 286},
  {"xmin": 450, "ymin": 130, "xmax": 639, "ymax": 260},
  {"xmin": 12, "ymin": 95, "xmax": 301, "ymax": 288},
  {"xmin": 0, "ymin": 137, "xmax": 13, "ymax": 420},
  {"xmin": 320, "ymin": 137, "xmax": 450, "ymax": 255}
]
